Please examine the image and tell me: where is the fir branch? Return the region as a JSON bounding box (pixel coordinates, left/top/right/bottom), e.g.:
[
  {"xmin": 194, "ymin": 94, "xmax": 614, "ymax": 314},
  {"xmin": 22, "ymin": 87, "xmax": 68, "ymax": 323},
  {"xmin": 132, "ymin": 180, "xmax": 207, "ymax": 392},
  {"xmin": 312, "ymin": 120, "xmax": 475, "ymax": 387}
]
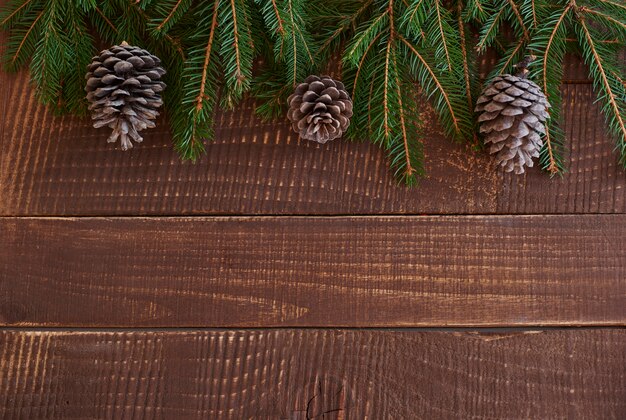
[
  {"xmin": 352, "ymin": 30, "xmax": 382, "ymax": 94},
  {"xmin": 456, "ymin": 0, "xmax": 480, "ymax": 146},
  {"xmin": 383, "ymin": 33, "xmax": 392, "ymax": 139},
  {"xmin": 0, "ymin": 0, "xmax": 34, "ymax": 27},
  {"xmin": 597, "ymin": 0, "xmax": 626, "ymax": 12},
  {"xmin": 218, "ymin": 0, "xmax": 254, "ymax": 107},
  {"xmin": 399, "ymin": 34, "xmax": 468, "ymax": 140},
  {"xmin": 391, "ymin": 44, "xmax": 422, "ymax": 181},
  {"xmin": 256, "ymin": 0, "xmax": 316, "ymax": 86},
  {"xmin": 506, "ymin": 0, "xmax": 529, "ymax": 39},
  {"xmin": 457, "ymin": 2, "xmax": 473, "ymax": 111},
  {"xmin": 575, "ymin": 13, "xmax": 626, "ymax": 164},
  {"xmin": 488, "ymin": 36, "xmax": 527, "ymax": 78},
  {"xmin": 476, "ymin": 6, "xmax": 504, "ymax": 51},
  {"xmin": 428, "ymin": 0, "xmax": 457, "ymax": 71},
  {"xmin": 149, "ymin": 0, "xmax": 193, "ymax": 36},
  {"xmin": 529, "ymin": 2, "xmax": 571, "ymax": 174},
  {"xmin": 6, "ymin": 8, "xmax": 42, "ymax": 69},
  {"xmin": 400, "ymin": 0, "xmax": 428, "ymax": 36},
  {"xmin": 172, "ymin": 0, "xmax": 221, "ymax": 160},
  {"xmin": 579, "ymin": 6, "xmax": 626, "ymax": 38},
  {"xmin": 344, "ymin": 9, "xmax": 389, "ymax": 64},
  {"xmin": 463, "ymin": 0, "xmax": 488, "ymax": 23},
  {"xmin": 313, "ymin": 0, "xmax": 372, "ymax": 59}
]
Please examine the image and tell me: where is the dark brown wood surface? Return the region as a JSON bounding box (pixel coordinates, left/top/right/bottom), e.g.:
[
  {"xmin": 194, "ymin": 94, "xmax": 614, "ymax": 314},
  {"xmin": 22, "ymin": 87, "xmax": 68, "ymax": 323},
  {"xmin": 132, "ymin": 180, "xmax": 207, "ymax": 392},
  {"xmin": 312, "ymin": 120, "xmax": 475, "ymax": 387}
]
[
  {"xmin": 1, "ymin": 29, "xmax": 625, "ymax": 418},
  {"xmin": 1, "ymin": 215, "xmax": 624, "ymax": 327},
  {"xmin": 1, "ymin": 64, "xmax": 625, "ymax": 216},
  {"xmin": 1, "ymin": 329, "xmax": 625, "ymax": 419}
]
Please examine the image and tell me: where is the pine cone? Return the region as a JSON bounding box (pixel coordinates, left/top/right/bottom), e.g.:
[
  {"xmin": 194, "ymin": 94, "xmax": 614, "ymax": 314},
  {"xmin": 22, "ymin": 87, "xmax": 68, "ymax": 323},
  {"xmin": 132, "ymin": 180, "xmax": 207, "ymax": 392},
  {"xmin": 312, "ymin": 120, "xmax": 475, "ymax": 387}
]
[
  {"xmin": 475, "ymin": 59, "xmax": 550, "ymax": 174},
  {"xmin": 86, "ymin": 42, "xmax": 166, "ymax": 150},
  {"xmin": 287, "ymin": 75, "xmax": 353, "ymax": 144}
]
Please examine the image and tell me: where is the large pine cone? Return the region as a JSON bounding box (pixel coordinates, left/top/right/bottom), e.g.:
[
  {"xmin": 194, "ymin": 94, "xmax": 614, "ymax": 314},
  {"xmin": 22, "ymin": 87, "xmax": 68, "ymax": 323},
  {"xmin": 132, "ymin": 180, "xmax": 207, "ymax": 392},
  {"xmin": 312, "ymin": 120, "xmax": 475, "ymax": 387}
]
[
  {"xmin": 475, "ymin": 74, "xmax": 550, "ymax": 174},
  {"xmin": 86, "ymin": 42, "xmax": 166, "ymax": 150},
  {"xmin": 287, "ymin": 75, "xmax": 353, "ymax": 144}
]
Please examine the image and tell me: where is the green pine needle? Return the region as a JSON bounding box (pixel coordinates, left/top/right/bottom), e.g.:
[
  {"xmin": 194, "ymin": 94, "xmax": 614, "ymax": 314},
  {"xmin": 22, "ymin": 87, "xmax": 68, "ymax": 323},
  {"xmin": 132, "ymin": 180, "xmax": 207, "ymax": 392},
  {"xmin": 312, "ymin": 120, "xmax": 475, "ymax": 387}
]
[{"xmin": 0, "ymin": 0, "xmax": 624, "ymax": 184}]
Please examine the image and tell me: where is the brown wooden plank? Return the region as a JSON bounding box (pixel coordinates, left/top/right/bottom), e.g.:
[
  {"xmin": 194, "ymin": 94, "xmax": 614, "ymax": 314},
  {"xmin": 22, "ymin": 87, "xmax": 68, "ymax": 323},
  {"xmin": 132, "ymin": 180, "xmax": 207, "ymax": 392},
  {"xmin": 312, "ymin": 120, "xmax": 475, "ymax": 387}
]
[
  {"xmin": 0, "ymin": 329, "xmax": 624, "ymax": 418},
  {"xmin": 1, "ymin": 216, "xmax": 624, "ymax": 327},
  {"xmin": 1, "ymin": 55, "xmax": 624, "ymax": 216}
]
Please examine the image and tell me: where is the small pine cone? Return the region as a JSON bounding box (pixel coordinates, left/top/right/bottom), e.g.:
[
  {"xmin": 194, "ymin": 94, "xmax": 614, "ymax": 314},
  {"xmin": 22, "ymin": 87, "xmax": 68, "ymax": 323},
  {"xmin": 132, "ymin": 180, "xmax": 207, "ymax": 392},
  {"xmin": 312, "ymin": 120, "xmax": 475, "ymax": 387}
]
[
  {"xmin": 475, "ymin": 72, "xmax": 550, "ymax": 174},
  {"xmin": 86, "ymin": 42, "xmax": 166, "ymax": 150},
  {"xmin": 287, "ymin": 75, "xmax": 353, "ymax": 144}
]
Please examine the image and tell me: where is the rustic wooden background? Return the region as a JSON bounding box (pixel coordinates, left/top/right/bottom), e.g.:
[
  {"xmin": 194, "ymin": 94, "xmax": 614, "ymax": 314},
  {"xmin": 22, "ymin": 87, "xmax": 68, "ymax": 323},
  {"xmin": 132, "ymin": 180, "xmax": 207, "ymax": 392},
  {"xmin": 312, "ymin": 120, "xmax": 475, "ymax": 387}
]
[{"xmin": 1, "ymin": 32, "xmax": 625, "ymax": 418}]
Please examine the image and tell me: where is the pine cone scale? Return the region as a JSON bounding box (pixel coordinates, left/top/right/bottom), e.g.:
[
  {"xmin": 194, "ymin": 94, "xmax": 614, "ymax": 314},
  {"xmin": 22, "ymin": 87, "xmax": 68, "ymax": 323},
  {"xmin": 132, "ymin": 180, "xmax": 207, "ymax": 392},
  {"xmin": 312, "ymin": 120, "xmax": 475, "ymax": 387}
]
[
  {"xmin": 287, "ymin": 75, "xmax": 353, "ymax": 144},
  {"xmin": 86, "ymin": 42, "xmax": 166, "ymax": 151},
  {"xmin": 476, "ymin": 67, "xmax": 551, "ymax": 175}
]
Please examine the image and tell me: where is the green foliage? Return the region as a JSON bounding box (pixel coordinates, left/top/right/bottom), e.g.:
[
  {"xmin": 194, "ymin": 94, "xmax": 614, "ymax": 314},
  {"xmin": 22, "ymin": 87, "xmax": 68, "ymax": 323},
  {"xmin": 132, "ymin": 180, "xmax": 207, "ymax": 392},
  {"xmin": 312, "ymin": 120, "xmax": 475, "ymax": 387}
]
[
  {"xmin": 148, "ymin": 0, "xmax": 193, "ymax": 36},
  {"xmin": 575, "ymin": 10, "xmax": 626, "ymax": 166},
  {"xmin": 343, "ymin": 0, "xmax": 474, "ymax": 185},
  {"xmin": 1, "ymin": 0, "xmax": 625, "ymax": 185},
  {"xmin": 527, "ymin": 1, "xmax": 571, "ymax": 174},
  {"xmin": 1, "ymin": 0, "xmax": 94, "ymax": 114},
  {"xmin": 478, "ymin": 0, "xmax": 626, "ymax": 175}
]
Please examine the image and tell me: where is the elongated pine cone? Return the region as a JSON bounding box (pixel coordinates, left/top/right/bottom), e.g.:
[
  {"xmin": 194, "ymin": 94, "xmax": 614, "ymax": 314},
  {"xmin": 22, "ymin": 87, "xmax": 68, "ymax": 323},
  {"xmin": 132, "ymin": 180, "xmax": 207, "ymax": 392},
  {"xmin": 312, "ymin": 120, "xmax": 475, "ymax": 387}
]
[
  {"xmin": 86, "ymin": 42, "xmax": 166, "ymax": 150},
  {"xmin": 287, "ymin": 75, "xmax": 353, "ymax": 144},
  {"xmin": 475, "ymin": 59, "xmax": 550, "ymax": 174}
]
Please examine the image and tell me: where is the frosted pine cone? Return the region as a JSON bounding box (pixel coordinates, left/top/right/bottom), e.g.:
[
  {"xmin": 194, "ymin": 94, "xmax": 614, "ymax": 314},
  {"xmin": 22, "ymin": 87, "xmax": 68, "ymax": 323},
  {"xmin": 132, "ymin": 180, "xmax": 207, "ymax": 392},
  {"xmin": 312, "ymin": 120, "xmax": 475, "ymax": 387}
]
[
  {"xmin": 86, "ymin": 42, "xmax": 166, "ymax": 150},
  {"xmin": 475, "ymin": 57, "xmax": 550, "ymax": 174},
  {"xmin": 287, "ymin": 75, "xmax": 353, "ymax": 144}
]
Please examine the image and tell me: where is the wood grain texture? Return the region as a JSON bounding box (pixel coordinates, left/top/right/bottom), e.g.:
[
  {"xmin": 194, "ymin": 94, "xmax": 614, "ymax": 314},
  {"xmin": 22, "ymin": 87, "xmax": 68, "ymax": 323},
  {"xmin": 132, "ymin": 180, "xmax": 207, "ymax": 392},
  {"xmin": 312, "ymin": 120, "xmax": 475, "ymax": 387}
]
[
  {"xmin": 1, "ymin": 56, "xmax": 624, "ymax": 216},
  {"xmin": 0, "ymin": 329, "xmax": 624, "ymax": 419},
  {"xmin": 1, "ymin": 216, "xmax": 624, "ymax": 327}
]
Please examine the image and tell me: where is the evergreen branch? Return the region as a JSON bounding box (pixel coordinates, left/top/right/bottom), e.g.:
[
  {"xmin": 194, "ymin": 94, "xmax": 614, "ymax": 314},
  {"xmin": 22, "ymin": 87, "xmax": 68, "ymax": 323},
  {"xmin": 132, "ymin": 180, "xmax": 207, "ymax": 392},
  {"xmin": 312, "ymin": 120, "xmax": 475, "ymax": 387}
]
[
  {"xmin": 542, "ymin": 4, "xmax": 570, "ymax": 102},
  {"xmin": 218, "ymin": 0, "xmax": 254, "ymax": 106},
  {"xmin": 257, "ymin": 0, "xmax": 316, "ymax": 86},
  {"xmin": 196, "ymin": 1, "xmax": 220, "ymax": 113},
  {"xmin": 399, "ymin": 34, "xmax": 464, "ymax": 139},
  {"xmin": 172, "ymin": 0, "xmax": 221, "ymax": 160},
  {"xmin": 576, "ymin": 14, "xmax": 626, "ymax": 164},
  {"xmin": 433, "ymin": 0, "xmax": 453, "ymax": 70},
  {"xmin": 270, "ymin": 0, "xmax": 284, "ymax": 35},
  {"xmin": 457, "ymin": 0, "xmax": 480, "ymax": 146},
  {"xmin": 506, "ymin": 0, "xmax": 529, "ymax": 39},
  {"xmin": 151, "ymin": 0, "xmax": 191, "ymax": 34},
  {"xmin": 287, "ymin": 0, "xmax": 314, "ymax": 81},
  {"xmin": 94, "ymin": 6, "xmax": 116, "ymax": 33},
  {"xmin": 476, "ymin": 6, "xmax": 504, "ymax": 51},
  {"xmin": 597, "ymin": 0, "xmax": 626, "ymax": 12},
  {"xmin": 392, "ymin": 47, "xmax": 417, "ymax": 179},
  {"xmin": 383, "ymin": 38, "xmax": 392, "ymax": 139},
  {"xmin": 580, "ymin": 7, "xmax": 626, "ymax": 37},
  {"xmin": 529, "ymin": 2, "xmax": 571, "ymax": 174},
  {"xmin": 0, "ymin": 0, "xmax": 33, "ymax": 27},
  {"xmin": 464, "ymin": 0, "xmax": 488, "ymax": 22},
  {"xmin": 383, "ymin": 0, "xmax": 395, "ymax": 140},
  {"xmin": 156, "ymin": 0, "xmax": 184, "ymax": 31},
  {"xmin": 229, "ymin": 0, "xmax": 243, "ymax": 83},
  {"xmin": 9, "ymin": 8, "xmax": 42, "ymax": 68},
  {"xmin": 488, "ymin": 36, "xmax": 526, "ymax": 78},
  {"xmin": 287, "ymin": 0, "xmax": 299, "ymax": 85},
  {"xmin": 344, "ymin": 9, "xmax": 389, "ymax": 64},
  {"xmin": 457, "ymin": 4, "xmax": 472, "ymax": 111},
  {"xmin": 352, "ymin": 31, "xmax": 382, "ymax": 96},
  {"xmin": 315, "ymin": 0, "xmax": 373, "ymax": 58},
  {"xmin": 403, "ymin": 0, "xmax": 425, "ymax": 30}
]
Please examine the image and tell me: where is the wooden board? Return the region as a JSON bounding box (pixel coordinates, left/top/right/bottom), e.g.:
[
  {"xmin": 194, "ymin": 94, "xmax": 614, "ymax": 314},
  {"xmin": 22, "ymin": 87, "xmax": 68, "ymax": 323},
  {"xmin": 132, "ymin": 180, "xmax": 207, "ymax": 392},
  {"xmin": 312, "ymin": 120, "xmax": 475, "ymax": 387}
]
[
  {"xmin": 1, "ymin": 329, "xmax": 624, "ymax": 419},
  {"xmin": 1, "ymin": 66, "xmax": 625, "ymax": 216},
  {"xmin": 2, "ymin": 216, "xmax": 624, "ymax": 327}
]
